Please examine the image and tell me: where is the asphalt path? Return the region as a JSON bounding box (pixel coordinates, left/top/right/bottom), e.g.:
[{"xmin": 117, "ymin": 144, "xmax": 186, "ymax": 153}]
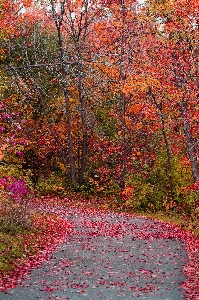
[{"xmin": 0, "ymin": 207, "xmax": 189, "ymax": 299}]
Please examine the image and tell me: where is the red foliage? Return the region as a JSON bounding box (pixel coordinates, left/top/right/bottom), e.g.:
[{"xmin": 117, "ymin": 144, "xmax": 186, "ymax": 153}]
[{"xmin": 186, "ymin": 180, "xmax": 199, "ymax": 193}]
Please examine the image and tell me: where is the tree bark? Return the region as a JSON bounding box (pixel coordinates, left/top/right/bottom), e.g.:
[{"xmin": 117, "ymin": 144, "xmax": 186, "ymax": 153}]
[
  {"xmin": 119, "ymin": 0, "xmax": 127, "ymax": 189},
  {"xmin": 76, "ymin": 47, "xmax": 88, "ymax": 185},
  {"xmin": 148, "ymin": 87, "xmax": 174, "ymax": 199},
  {"xmin": 51, "ymin": 0, "xmax": 77, "ymax": 185},
  {"xmin": 180, "ymin": 98, "xmax": 199, "ymax": 182},
  {"xmin": 172, "ymin": 53, "xmax": 199, "ymax": 182},
  {"xmin": 68, "ymin": 2, "xmax": 90, "ymax": 185}
]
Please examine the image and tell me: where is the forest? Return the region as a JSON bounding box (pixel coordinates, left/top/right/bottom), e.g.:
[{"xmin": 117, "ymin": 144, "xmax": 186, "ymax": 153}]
[
  {"xmin": 0, "ymin": 0, "xmax": 199, "ymax": 270},
  {"xmin": 0, "ymin": 0, "xmax": 199, "ymax": 291}
]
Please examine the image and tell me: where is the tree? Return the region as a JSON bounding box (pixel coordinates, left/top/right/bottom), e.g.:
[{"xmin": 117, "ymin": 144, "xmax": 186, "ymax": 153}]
[
  {"xmin": 145, "ymin": 0, "xmax": 199, "ymax": 183},
  {"xmin": 1, "ymin": 0, "xmax": 198, "ymax": 206}
]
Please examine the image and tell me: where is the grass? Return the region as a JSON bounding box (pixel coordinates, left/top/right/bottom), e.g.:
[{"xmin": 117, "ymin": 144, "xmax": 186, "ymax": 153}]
[
  {"xmin": 0, "ymin": 229, "xmax": 36, "ymax": 274},
  {"xmin": 0, "ymin": 211, "xmax": 72, "ymax": 279}
]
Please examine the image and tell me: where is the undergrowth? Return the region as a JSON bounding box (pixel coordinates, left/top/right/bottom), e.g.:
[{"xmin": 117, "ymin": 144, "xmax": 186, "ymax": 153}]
[
  {"xmin": 0, "ymin": 176, "xmax": 71, "ymax": 278},
  {"xmin": 0, "ymin": 212, "xmax": 72, "ymax": 278}
]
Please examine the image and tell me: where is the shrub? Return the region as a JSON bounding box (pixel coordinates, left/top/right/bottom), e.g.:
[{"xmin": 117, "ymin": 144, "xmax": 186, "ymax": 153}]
[
  {"xmin": 0, "ymin": 176, "xmax": 33, "ymax": 232},
  {"xmin": 36, "ymin": 173, "xmax": 67, "ymax": 196},
  {"xmin": 124, "ymin": 152, "xmax": 198, "ymax": 214}
]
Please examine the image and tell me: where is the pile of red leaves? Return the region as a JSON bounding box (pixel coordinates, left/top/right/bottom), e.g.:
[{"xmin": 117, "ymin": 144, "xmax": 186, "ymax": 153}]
[{"xmin": 0, "ymin": 213, "xmax": 73, "ymax": 292}]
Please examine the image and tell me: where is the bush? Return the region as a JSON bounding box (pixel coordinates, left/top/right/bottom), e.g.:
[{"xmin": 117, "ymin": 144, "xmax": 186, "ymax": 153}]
[
  {"xmin": 0, "ymin": 176, "xmax": 33, "ymax": 232},
  {"xmin": 124, "ymin": 152, "xmax": 198, "ymax": 213},
  {"xmin": 36, "ymin": 173, "xmax": 67, "ymax": 196}
]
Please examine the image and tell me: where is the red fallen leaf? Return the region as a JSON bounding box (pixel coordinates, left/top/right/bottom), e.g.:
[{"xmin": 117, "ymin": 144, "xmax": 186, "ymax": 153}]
[
  {"xmin": 82, "ymin": 271, "xmax": 93, "ymax": 276},
  {"xmin": 60, "ymin": 260, "xmax": 73, "ymax": 268},
  {"xmin": 45, "ymin": 286, "xmax": 53, "ymax": 292}
]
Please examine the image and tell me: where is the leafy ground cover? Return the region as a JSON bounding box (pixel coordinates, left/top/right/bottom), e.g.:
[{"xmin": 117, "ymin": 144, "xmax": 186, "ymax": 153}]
[
  {"xmin": 34, "ymin": 194, "xmax": 199, "ymax": 237},
  {"xmin": 32, "ymin": 196, "xmax": 199, "ymax": 298},
  {"xmin": 0, "ymin": 212, "xmax": 73, "ymax": 291},
  {"xmin": 0, "ymin": 195, "xmax": 198, "ymax": 299},
  {"xmin": 0, "ymin": 204, "xmax": 199, "ymax": 299}
]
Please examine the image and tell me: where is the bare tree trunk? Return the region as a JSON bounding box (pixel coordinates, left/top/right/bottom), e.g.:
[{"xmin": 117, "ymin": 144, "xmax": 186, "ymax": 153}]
[
  {"xmin": 119, "ymin": 0, "xmax": 127, "ymax": 189},
  {"xmin": 180, "ymin": 98, "xmax": 199, "ymax": 182},
  {"xmin": 76, "ymin": 45, "xmax": 88, "ymax": 185},
  {"xmin": 38, "ymin": 94, "xmax": 70, "ymax": 178},
  {"xmin": 71, "ymin": 23, "xmax": 88, "ymax": 185},
  {"xmin": 78, "ymin": 82, "xmax": 88, "ymax": 185},
  {"xmin": 148, "ymin": 87, "xmax": 174, "ymax": 199},
  {"xmin": 51, "ymin": 0, "xmax": 77, "ymax": 185},
  {"xmin": 68, "ymin": 0, "xmax": 93, "ymax": 185},
  {"xmin": 172, "ymin": 53, "xmax": 199, "ymax": 182}
]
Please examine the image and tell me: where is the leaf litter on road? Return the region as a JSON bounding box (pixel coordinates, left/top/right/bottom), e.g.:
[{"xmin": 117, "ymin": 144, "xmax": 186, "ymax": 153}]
[{"xmin": 0, "ymin": 205, "xmax": 199, "ymax": 299}]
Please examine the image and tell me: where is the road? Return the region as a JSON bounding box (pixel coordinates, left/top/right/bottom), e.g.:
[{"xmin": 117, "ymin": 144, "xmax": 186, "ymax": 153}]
[{"xmin": 0, "ymin": 206, "xmax": 189, "ymax": 299}]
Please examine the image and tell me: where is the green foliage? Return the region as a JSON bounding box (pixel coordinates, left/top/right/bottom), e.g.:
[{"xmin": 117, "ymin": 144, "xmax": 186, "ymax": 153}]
[
  {"xmin": 95, "ymin": 106, "xmax": 118, "ymax": 139},
  {"xmin": 0, "ymin": 197, "xmax": 32, "ymax": 232},
  {"xmin": 0, "ymin": 185, "xmax": 32, "ymax": 233},
  {"xmin": 124, "ymin": 151, "xmax": 197, "ymax": 213},
  {"xmin": 0, "ymin": 231, "xmax": 35, "ymax": 273},
  {"xmin": 0, "ymin": 163, "xmax": 33, "ymax": 190},
  {"xmin": 77, "ymin": 174, "xmax": 120, "ymax": 199},
  {"xmin": 0, "ymin": 164, "xmax": 33, "ymax": 233},
  {"xmin": 124, "ymin": 174, "xmax": 164, "ymax": 211},
  {"xmin": 78, "ymin": 180, "xmax": 96, "ymax": 196},
  {"xmin": 0, "ymin": 164, "xmax": 23, "ymax": 179},
  {"xmin": 36, "ymin": 173, "xmax": 67, "ymax": 196}
]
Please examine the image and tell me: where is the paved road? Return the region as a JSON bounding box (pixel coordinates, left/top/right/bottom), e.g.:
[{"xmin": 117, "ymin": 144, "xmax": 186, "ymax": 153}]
[{"xmin": 0, "ymin": 207, "xmax": 188, "ymax": 299}]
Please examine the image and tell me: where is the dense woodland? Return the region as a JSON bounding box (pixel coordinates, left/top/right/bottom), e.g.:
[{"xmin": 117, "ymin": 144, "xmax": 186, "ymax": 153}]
[{"xmin": 0, "ymin": 0, "xmax": 199, "ymax": 217}]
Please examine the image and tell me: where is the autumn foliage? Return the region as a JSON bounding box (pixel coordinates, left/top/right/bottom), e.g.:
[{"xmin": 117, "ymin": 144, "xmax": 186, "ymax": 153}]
[{"xmin": 0, "ymin": 0, "xmax": 198, "ymax": 212}]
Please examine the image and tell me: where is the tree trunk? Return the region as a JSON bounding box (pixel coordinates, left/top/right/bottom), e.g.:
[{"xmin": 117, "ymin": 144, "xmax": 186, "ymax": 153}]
[
  {"xmin": 180, "ymin": 98, "xmax": 199, "ymax": 182},
  {"xmin": 148, "ymin": 88, "xmax": 174, "ymax": 199},
  {"xmin": 119, "ymin": 0, "xmax": 127, "ymax": 189},
  {"xmin": 51, "ymin": 0, "xmax": 77, "ymax": 185},
  {"xmin": 76, "ymin": 47, "xmax": 88, "ymax": 185},
  {"xmin": 172, "ymin": 52, "xmax": 199, "ymax": 182}
]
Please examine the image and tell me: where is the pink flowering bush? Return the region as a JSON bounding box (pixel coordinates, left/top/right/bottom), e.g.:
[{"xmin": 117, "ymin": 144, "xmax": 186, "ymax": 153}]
[
  {"xmin": 0, "ymin": 176, "xmax": 29, "ymax": 204},
  {"xmin": 0, "ymin": 176, "xmax": 33, "ymax": 231}
]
